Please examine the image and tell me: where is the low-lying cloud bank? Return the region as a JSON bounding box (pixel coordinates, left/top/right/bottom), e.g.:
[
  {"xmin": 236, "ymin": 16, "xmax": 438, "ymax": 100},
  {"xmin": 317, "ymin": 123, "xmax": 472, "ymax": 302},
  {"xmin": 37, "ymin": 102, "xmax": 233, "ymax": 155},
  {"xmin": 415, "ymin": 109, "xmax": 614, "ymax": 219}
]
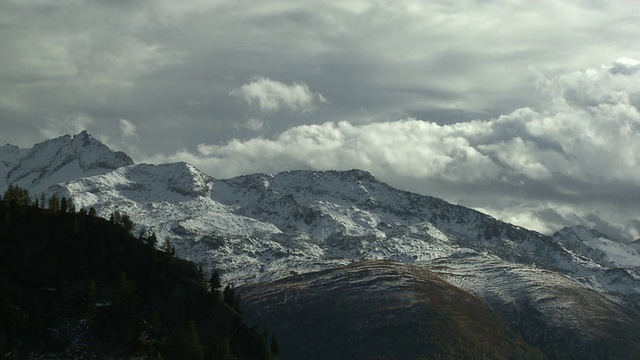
[{"xmin": 150, "ymin": 59, "xmax": 640, "ymax": 241}]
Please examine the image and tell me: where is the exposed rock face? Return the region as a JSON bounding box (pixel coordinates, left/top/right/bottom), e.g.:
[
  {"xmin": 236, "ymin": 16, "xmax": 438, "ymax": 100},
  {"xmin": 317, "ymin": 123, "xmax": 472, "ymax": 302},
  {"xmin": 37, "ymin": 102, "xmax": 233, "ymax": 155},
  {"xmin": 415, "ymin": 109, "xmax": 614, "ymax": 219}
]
[{"xmin": 0, "ymin": 131, "xmax": 133, "ymax": 194}]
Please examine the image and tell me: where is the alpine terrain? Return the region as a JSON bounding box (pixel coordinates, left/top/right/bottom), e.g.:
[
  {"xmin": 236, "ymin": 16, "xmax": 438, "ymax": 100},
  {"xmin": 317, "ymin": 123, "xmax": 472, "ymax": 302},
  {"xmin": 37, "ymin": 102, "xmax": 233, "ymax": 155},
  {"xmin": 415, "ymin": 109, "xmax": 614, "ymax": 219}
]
[{"xmin": 2, "ymin": 131, "xmax": 640, "ymax": 358}]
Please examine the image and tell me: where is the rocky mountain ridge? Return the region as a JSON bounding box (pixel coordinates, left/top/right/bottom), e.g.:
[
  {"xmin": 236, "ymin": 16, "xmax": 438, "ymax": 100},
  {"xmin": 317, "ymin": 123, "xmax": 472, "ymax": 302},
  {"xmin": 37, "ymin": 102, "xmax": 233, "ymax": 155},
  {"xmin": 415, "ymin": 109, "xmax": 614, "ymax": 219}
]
[{"xmin": 0, "ymin": 130, "xmax": 133, "ymax": 195}]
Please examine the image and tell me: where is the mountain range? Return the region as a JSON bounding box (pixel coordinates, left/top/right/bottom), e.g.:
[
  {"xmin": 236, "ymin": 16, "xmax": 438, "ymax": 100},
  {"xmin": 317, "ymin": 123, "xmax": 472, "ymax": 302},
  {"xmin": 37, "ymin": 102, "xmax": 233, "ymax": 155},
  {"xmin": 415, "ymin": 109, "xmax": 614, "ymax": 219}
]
[{"xmin": 2, "ymin": 131, "xmax": 640, "ymax": 358}]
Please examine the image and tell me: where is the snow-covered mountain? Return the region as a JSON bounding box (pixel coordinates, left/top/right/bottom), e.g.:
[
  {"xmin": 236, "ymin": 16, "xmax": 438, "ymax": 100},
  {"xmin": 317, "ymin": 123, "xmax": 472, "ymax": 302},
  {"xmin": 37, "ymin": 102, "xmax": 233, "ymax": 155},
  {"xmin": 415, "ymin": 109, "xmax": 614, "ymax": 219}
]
[
  {"xmin": 5, "ymin": 131, "xmax": 640, "ymax": 357},
  {"xmin": 553, "ymin": 225, "xmax": 640, "ymax": 268},
  {"xmin": 53, "ymin": 163, "xmax": 604, "ymax": 284},
  {"xmin": 4, "ymin": 132, "xmax": 640, "ymax": 301},
  {"xmin": 0, "ymin": 130, "xmax": 133, "ymax": 195},
  {"xmin": 10, "ymin": 135, "xmax": 627, "ymax": 300}
]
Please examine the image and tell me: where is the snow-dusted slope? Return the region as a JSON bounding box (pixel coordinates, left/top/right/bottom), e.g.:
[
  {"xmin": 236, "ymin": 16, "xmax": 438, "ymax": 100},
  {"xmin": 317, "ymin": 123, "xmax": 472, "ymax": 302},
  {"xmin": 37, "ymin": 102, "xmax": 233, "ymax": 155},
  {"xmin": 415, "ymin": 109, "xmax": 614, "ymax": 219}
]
[
  {"xmin": 0, "ymin": 144, "xmax": 28, "ymax": 189},
  {"xmin": 0, "ymin": 131, "xmax": 133, "ymax": 195},
  {"xmin": 239, "ymin": 260, "xmax": 545, "ymax": 359},
  {"xmin": 240, "ymin": 259, "xmax": 640, "ymax": 359},
  {"xmin": 49, "ymin": 161, "xmax": 639, "ymax": 299},
  {"xmin": 553, "ymin": 226, "xmax": 640, "ymax": 268},
  {"xmin": 426, "ymin": 254, "xmax": 640, "ymax": 356},
  {"xmin": 2, "ymin": 132, "xmax": 639, "ymax": 300},
  {"xmin": 55, "ymin": 167, "xmax": 448, "ymax": 277}
]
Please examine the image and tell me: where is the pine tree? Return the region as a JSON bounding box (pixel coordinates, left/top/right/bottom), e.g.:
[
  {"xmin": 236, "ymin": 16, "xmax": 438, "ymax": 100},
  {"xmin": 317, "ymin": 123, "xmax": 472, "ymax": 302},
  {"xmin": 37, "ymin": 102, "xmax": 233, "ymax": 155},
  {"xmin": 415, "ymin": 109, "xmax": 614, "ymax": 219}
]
[
  {"xmin": 270, "ymin": 334, "xmax": 280, "ymax": 357},
  {"xmin": 110, "ymin": 211, "xmax": 121, "ymax": 224},
  {"xmin": 61, "ymin": 197, "xmax": 68, "ymax": 213},
  {"xmin": 67, "ymin": 196, "xmax": 76, "ymax": 214},
  {"xmin": 120, "ymin": 214, "xmax": 133, "ymax": 233},
  {"xmin": 223, "ymin": 284, "xmax": 240, "ymax": 311},
  {"xmin": 209, "ymin": 270, "xmax": 222, "ymax": 295},
  {"xmin": 173, "ymin": 321, "xmax": 204, "ymax": 360},
  {"xmin": 162, "ymin": 238, "xmax": 175, "ymax": 255},
  {"xmin": 144, "ymin": 233, "xmax": 158, "ymax": 248},
  {"xmin": 48, "ymin": 194, "xmax": 60, "ymax": 213},
  {"xmin": 3, "ymin": 185, "xmax": 31, "ymax": 209}
]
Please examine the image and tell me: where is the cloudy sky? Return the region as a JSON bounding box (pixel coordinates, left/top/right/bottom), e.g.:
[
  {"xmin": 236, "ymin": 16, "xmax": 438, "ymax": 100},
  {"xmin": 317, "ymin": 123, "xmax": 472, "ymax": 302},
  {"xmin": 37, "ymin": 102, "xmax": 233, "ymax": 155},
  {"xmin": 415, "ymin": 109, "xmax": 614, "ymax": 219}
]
[{"xmin": 2, "ymin": 0, "xmax": 640, "ymax": 240}]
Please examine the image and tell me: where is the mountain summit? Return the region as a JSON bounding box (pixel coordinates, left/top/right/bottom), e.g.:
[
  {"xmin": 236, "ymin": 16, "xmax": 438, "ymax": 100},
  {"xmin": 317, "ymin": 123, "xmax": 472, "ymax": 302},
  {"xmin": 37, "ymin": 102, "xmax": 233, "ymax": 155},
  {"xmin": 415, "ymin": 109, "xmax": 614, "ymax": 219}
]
[{"xmin": 0, "ymin": 131, "xmax": 133, "ymax": 194}]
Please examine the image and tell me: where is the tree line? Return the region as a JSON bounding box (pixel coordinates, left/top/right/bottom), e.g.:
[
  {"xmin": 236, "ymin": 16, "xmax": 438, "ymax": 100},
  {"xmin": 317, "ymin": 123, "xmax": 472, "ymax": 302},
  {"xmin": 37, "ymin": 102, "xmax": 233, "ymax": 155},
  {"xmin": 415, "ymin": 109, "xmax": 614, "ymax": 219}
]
[{"xmin": 0, "ymin": 185, "xmax": 280, "ymax": 359}]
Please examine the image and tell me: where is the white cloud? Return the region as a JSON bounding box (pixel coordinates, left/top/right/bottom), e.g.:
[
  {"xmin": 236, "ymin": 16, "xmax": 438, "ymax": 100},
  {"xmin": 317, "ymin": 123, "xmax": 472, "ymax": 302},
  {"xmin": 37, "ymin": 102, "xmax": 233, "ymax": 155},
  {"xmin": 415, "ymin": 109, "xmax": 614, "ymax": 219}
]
[
  {"xmin": 610, "ymin": 58, "xmax": 640, "ymax": 75},
  {"xmin": 151, "ymin": 59, "xmax": 640, "ymax": 240},
  {"xmin": 119, "ymin": 119, "xmax": 139, "ymax": 139},
  {"xmin": 40, "ymin": 113, "xmax": 94, "ymax": 139},
  {"xmin": 243, "ymin": 118, "xmax": 264, "ymax": 132},
  {"xmin": 4, "ymin": 0, "xmax": 640, "ymax": 240},
  {"xmin": 176, "ymin": 58, "xmax": 640, "ymax": 185},
  {"xmin": 230, "ymin": 77, "xmax": 327, "ymax": 113}
]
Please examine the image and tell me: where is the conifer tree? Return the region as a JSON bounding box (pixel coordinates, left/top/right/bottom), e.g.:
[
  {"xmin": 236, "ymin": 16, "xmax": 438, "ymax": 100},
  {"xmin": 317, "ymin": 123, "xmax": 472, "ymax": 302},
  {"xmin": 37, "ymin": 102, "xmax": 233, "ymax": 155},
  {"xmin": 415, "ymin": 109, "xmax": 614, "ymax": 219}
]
[
  {"xmin": 144, "ymin": 232, "xmax": 158, "ymax": 248},
  {"xmin": 61, "ymin": 197, "xmax": 68, "ymax": 213},
  {"xmin": 162, "ymin": 238, "xmax": 176, "ymax": 255},
  {"xmin": 67, "ymin": 196, "xmax": 76, "ymax": 213},
  {"xmin": 223, "ymin": 284, "xmax": 240, "ymax": 311},
  {"xmin": 209, "ymin": 270, "xmax": 222, "ymax": 295},
  {"xmin": 3, "ymin": 185, "xmax": 31, "ymax": 208},
  {"xmin": 270, "ymin": 334, "xmax": 280, "ymax": 357},
  {"xmin": 120, "ymin": 214, "xmax": 133, "ymax": 233},
  {"xmin": 48, "ymin": 194, "xmax": 60, "ymax": 213},
  {"xmin": 173, "ymin": 320, "xmax": 204, "ymax": 360}
]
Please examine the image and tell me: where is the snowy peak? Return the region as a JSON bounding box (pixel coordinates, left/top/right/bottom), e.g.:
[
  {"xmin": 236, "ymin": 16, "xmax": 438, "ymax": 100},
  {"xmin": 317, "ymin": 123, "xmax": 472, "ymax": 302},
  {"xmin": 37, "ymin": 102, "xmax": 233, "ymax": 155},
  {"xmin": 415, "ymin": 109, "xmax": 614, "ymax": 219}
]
[
  {"xmin": 553, "ymin": 226, "xmax": 640, "ymax": 268},
  {"xmin": 1, "ymin": 131, "xmax": 133, "ymax": 194},
  {"xmin": 557, "ymin": 225, "xmax": 611, "ymax": 241},
  {"xmin": 0, "ymin": 143, "xmax": 25, "ymax": 160},
  {"xmin": 62, "ymin": 162, "xmax": 214, "ymax": 205},
  {"xmin": 0, "ymin": 144, "xmax": 28, "ymax": 187},
  {"xmin": 5, "ymin": 138, "xmax": 635, "ymax": 300},
  {"xmin": 222, "ymin": 169, "xmax": 378, "ymax": 196}
]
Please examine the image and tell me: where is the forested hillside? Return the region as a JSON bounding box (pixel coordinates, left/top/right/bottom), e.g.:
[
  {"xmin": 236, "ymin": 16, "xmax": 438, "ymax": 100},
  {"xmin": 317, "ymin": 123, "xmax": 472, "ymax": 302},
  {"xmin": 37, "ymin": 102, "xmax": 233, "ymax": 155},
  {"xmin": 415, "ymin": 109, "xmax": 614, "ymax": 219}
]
[{"xmin": 0, "ymin": 186, "xmax": 278, "ymax": 359}]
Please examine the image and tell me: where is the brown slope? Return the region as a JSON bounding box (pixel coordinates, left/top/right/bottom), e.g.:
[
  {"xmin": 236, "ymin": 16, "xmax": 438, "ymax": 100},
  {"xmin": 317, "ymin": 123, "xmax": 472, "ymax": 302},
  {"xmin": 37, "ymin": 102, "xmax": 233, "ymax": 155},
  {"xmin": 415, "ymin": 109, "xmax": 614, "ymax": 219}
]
[{"xmin": 239, "ymin": 260, "xmax": 541, "ymax": 360}]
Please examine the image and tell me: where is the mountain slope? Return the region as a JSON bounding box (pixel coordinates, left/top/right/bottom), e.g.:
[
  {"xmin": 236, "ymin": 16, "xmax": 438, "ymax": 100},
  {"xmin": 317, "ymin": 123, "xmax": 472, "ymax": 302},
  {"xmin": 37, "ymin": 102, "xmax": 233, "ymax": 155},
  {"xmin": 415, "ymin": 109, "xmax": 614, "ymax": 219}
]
[
  {"xmin": 0, "ymin": 198, "xmax": 276, "ymax": 359},
  {"xmin": 52, "ymin": 163, "xmax": 635, "ymax": 296},
  {"xmin": 0, "ymin": 131, "xmax": 133, "ymax": 195},
  {"xmin": 4, "ymin": 132, "xmax": 640, "ymax": 357},
  {"xmin": 240, "ymin": 259, "xmax": 640, "ymax": 359},
  {"xmin": 427, "ymin": 253, "xmax": 640, "ymax": 358},
  {"xmin": 239, "ymin": 260, "xmax": 543, "ymax": 360},
  {"xmin": 31, "ymin": 150, "xmax": 637, "ymax": 305},
  {"xmin": 553, "ymin": 225, "xmax": 640, "ymax": 268}
]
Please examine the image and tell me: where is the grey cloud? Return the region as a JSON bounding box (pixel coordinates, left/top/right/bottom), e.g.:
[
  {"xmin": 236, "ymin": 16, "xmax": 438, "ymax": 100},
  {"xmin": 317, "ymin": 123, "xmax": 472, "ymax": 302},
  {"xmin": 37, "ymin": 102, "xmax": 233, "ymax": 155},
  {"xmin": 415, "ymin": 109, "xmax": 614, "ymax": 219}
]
[
  {"xmin": 3, "ymin": 1, "xmax": 640, "ymax": 240},
  {"xmin": 40, "ymin": 113, "xmax": 95, "ymax": 140},
  {"xmin": 610, "ymin": 58, "xmax": 640, "ymax": 75},
  {"xmin": 119, "ymin": 119, "xmax": 139, "ymax": 139},
  {"xmin": 152, "ymin": 59, "xmax": 640, "ymax": 240}
]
